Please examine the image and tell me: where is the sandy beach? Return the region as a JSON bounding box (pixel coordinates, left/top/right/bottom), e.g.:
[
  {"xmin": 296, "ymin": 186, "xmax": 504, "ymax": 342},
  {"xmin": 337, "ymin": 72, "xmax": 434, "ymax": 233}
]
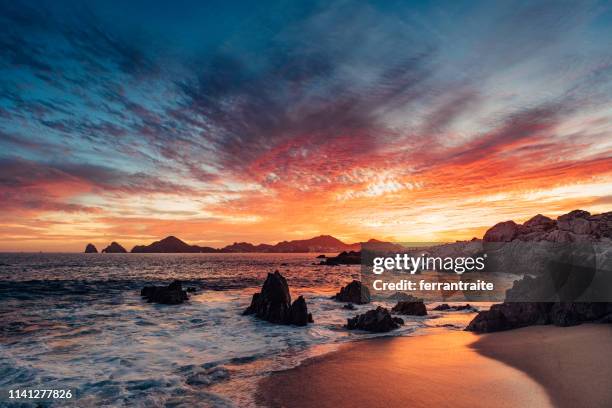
[{"xmin": 258, "ymin": 325, "xmax": 612, "ymax": 408}]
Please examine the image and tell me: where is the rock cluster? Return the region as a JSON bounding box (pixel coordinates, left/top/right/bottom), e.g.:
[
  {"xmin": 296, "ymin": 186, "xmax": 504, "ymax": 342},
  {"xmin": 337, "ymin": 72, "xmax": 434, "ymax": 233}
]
[
  {"xmin": 346, "ymin": 306, "xmax": 404, "ymax": 332},
  {"xmin": 141, "ymin": 280, "xmax": 189, "ymax": 305},
  {"xmin": 332, "ymin": 280, "xmax": 371, "ymax": 304},
  {"xmin": 391, "ymin": 300, "xmax": 427, "ymax": 316},
  {"xmin": 84, "ymin": 243, "xmax": 98, "ymax": 253},
  {"xmin": 243, "ymin": 271, "xmax": 313, "ymax": 326},
  {"xmin": 483, "ymin": 210, "xmax": 612, "ymax": 243}
]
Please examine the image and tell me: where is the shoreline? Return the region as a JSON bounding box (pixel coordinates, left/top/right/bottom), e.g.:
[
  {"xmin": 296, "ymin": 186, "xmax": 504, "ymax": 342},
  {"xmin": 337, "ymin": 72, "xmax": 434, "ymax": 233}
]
[{"xmin": 257, "ymin": 324, "xmax": 611, "ymax": 408}]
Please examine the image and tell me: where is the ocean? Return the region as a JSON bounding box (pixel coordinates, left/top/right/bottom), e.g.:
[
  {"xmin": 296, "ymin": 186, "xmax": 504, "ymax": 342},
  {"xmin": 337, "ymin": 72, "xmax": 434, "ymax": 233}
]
[{"xmin": 0, "ymin": 253, "xmax": 475, "ymax": 407}]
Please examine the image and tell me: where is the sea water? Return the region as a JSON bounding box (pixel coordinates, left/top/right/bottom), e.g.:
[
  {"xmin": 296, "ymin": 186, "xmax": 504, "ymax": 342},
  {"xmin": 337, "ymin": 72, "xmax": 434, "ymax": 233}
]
[{"xmin": 0, "ymin": 253, "xmax": 477, "ymax": 407}]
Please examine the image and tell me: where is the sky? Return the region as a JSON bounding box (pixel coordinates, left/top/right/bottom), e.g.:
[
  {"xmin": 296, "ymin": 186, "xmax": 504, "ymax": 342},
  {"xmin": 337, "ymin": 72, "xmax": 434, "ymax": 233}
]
[{"xmin": 1, "ymin": 0, "xmax": 612, "ymax": 252}]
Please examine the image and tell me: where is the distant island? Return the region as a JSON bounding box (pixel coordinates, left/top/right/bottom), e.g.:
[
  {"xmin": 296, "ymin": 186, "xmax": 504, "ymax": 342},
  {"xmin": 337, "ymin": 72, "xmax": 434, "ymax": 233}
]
[{"xmin": 87, "ymin": 234, "xmax": 363, "ymax": 254}]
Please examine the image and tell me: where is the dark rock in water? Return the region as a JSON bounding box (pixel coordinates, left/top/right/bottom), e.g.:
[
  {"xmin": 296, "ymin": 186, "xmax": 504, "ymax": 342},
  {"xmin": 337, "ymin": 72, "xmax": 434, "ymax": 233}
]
[
  {"xmin": 141, "ymin": 280, "xmax": 189, "ymax": 305},
  {"xmin": 316, "ymin": 254, "xmax": 326, "ymax": 258},
  {"xmin": 333, "ymin": 280, "xmax": 371, "ymax": 304},
  {"xmin": 346, "ymin": 306, "xmax": 403, "ymax": 332},
  {"xmin": 433, "ymin": 303, "xmax": 477, "ymax": 312},
  {"xmin": 84, "ymin": 243, "xmax": 98, "ymax": 253},
  {"xmin": 343, "ymin": 303, "xmax": 356, "ymax": 310},
  {"xmin": 243, "ymin": 271, "xmax": 313, "ymax": 326},
  {"xmin": 102, "ymin": 242, "xmax": 127, "ymax": 253},
  {"xmin": 325, "ymin": 251, "xmax": 361, "ymax": 265},
  {"xmin": 392, "ymin": 300, "xmax": 427, "ymax": 316},
  {"xmin": 186, "ymin": 287, "xmax": 197, "ymax": 293}
]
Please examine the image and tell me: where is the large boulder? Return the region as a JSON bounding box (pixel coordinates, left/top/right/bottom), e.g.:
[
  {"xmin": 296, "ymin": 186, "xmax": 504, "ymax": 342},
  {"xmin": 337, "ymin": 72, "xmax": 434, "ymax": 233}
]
[
  {"xmin": 483, "ymin": 221, "xmax": 520, "ymax": 242},
  {"xmin": 523, "ymin": 214, "xmax": 556, "ymax": 230},
  {"xmin": 243, "ymin": 271, "xmax": 313, "ymax": 326},
  {"xmin": 346, "ymin": 306, "xmax": 404, "ymax": 332},
  {"xmin": 84, "ymin": 243, "xmax": 98, "ymax": 253},
  {"xmin": 391, "ymin": 300, "xmax": 427, "ymax": 316},
  {"xmin": 333, "ymin": 280, "xmax": 371, "ymax": 304},
  {"xmin": 102, "ymin": 242, "xmax": 127, "ymax": 253},
  {"xmin": 141, "ymin": 280, "xmax": 189, "ymax": 305}
]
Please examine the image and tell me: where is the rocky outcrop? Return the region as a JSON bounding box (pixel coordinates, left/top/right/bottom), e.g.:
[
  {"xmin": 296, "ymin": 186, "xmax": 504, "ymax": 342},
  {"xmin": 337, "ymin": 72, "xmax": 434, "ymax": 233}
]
[
  {"xmin": 141, "ymin": 280, "xmax": 189, "ymax": 305},
  {"xmin": 483, "ymin": 210, "xmax": 612, "ymax": 243},
  {"xmin": 102, "ymin": 242, "xmax": 127, "ymax": 253},
  {"xmin": 433, "ymin": 304, "xmax": 478, "ymax": 312},
  {"xmin": 391, "ymin": 300, "xmax": 427, "ymax": 316},
  {"xmin": 466, "ymin": 275, "xmax": 612, "ymax": 333},
  {"xmin": 243, "ymin": 271, "xmax": 313, "ymax": 326},
  {"xmin": 346, "ymin": 306, "xmax": 404, "ymax": 332},
  {"xmin": 84, "ymin": 243, "xmax": 98, "ymax": 253},
  {"xmin": 332, "ymin": 280, "xmax": 371, "ymax": 304},
  {"xmin": 324, "ymin": 251, "xmax": 361, "ymax": 265}
]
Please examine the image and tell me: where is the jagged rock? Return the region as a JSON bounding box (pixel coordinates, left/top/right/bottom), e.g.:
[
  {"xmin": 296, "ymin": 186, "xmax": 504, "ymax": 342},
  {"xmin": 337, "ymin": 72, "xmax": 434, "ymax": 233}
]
[
  {"xmin": 433, "ymin": 303, "xmax": 452, "ymax": 311},
  {"xmin": 343, "ymin": 303, "xmax": 356, "ymax": 310},
  {"xmin": 391, "ymin": 300, "xmax": 427, "ymax": 316},
  {"xmin": 316, "ymin": 254, "xmax": 326, "ymax": 258},
  {"xmin": 102, "ymin": 242, "xmax": 127, "ymax": 253},
  {"xmin": 346, "ymin": 306, "xmax": 404, "ymax": 332},
  {"xmin": 84, "ymin": 243, "xmax": 98, "ymax": 253},
  {"xmin": 332, "ymin": 280, "xmax": 371, "ymax": 304},
  {"xmin": 141, "ymin": 280, "xmax": 189, "ymax": 305},
  {"xmin": 325, "ymin": 251, "xmax": 361, "ymax": 265},
  {"xmin": 243, "ymin": 271, "xmax": 313, "ymax": 326}
]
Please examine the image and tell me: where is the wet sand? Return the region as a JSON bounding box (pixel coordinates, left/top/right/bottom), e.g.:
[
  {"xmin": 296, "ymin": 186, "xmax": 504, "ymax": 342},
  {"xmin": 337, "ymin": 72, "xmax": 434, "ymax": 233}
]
[
  {"xmin": 472, "ymin": 324, "xmax": 612, "ymax": 408},
  {"xmin": 258, "ymin": 325, "xmax": 611, "ymax": 408},
  {"xmin": 258, "ymin": 329, "xmax": 551, "ymax": 407}
]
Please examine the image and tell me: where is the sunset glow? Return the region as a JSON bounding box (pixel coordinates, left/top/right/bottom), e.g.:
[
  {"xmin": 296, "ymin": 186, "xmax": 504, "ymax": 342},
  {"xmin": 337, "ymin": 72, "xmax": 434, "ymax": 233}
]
[{"xmin": 1, "ymin": 1, "xmax": 611, "ymax": 251}]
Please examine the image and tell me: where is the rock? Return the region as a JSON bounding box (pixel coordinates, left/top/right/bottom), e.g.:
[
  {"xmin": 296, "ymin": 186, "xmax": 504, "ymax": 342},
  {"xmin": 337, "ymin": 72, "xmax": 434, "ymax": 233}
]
[
  {"xmin": 131, "ymin": 236, "xmax": 217, "ymax": 253},
  {"xmin": 343, "ymin": 303, "xmax": 356, "ymax": 310},
  {"xmin": 332, "ymin": 280, "xmax": 371, "ymax": 304},
  {"xmin": 549, "ymin": 302, "xmax": 612, "ymax": 326},
  {"xmin": 483, "ymin": 221, "xmax": 520, "ymax": 242},
  {"xmin": 465, "ymin": 302, "xmax": 552, "ymax": 333},
  {"xmin": 325, "ymin": 251, "xmax": 361, "ymax": 265},
  {"xmin": 141, "ymin": 280, "xmax": 189, "ymax": 305},
  {"xmin": 316, "ymin": 254, "xmax": 326, "ymax": 258},
  {"xmin": 186, "ymin": 287, "xmax": 197, "ymax": 293},
  {"xmin": 102, "ymin": 242, "xmax": 127, "ymax": 253},
  {"xmin": 523, "ymin": 214, "xmax": 555, "ymax": 230},
  {"xmin": 243, "ymin": 271, "xmax": 313, "ymax": 326},
  {"xmin": 289, "ymin": 296, "xmax": 313, "ymax": 326},
  {"xmin": 391, "ymin": 300, "xmax": 427, "ymax": 316},
  {"xmin": 84, "ymin": 243, "xmax": 98, "ymax": 253},
  {"xmin": 433, "ymin": 303, "xmax": 477, "ymax": 312},
  {"xmin": 346, "ymin": 306, "xmax": 404, "ymax": 332},
  {"xmin": 466, "ymin": 274, "xmax": 612, "ymax": 332}
]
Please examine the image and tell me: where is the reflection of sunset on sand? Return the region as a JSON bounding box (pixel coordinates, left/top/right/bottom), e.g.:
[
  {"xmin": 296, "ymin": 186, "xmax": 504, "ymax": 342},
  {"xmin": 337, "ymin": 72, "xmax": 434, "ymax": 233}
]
[{"xmin": 259, "ymin": 330, "xmax": 552, "ymax": 407}]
